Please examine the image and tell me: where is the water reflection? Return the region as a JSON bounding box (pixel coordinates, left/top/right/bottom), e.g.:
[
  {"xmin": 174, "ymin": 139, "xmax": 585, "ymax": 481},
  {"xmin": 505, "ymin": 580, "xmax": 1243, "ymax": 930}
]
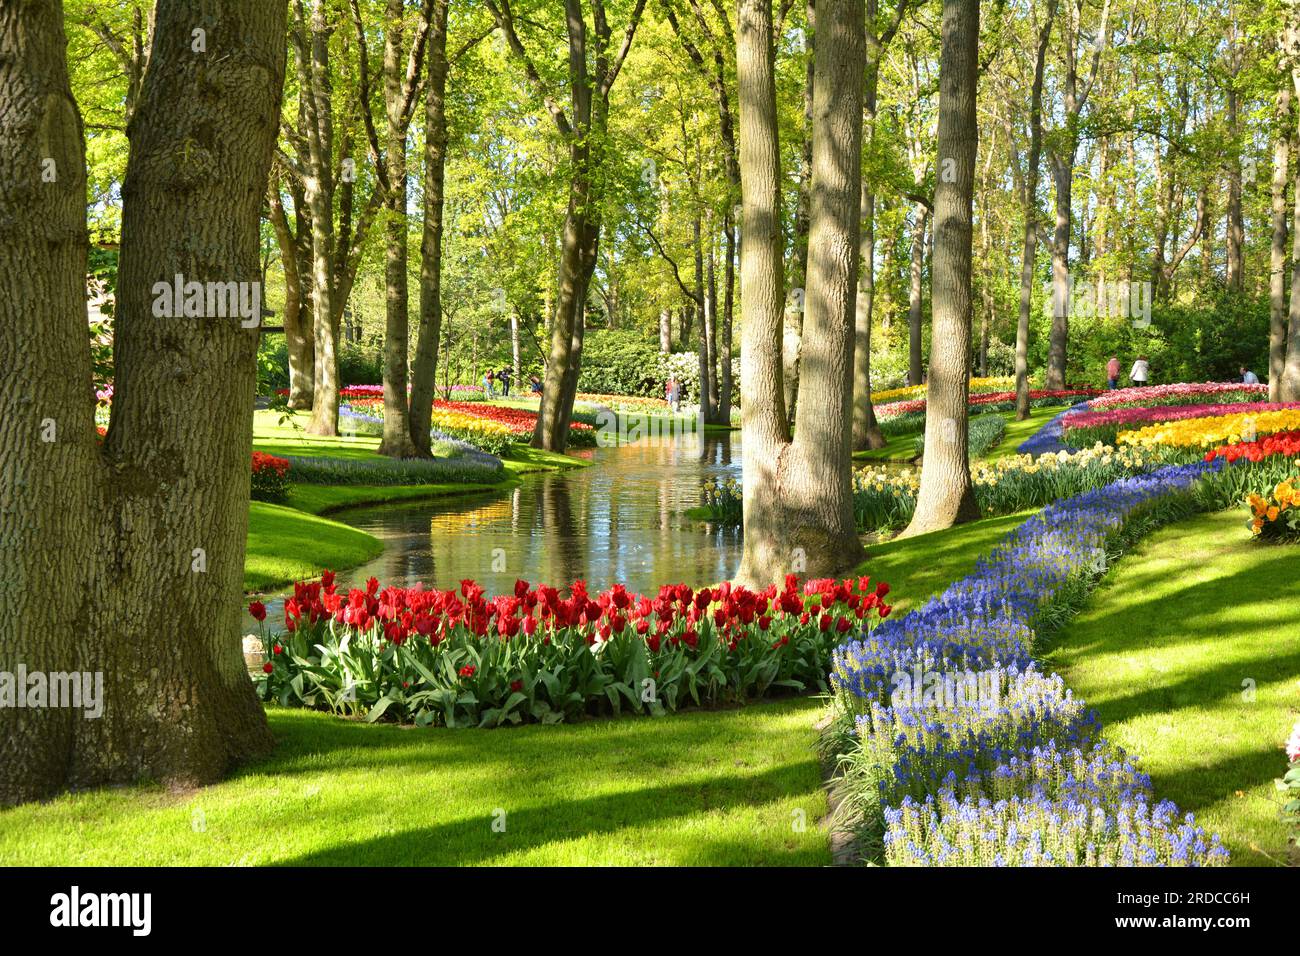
[{"xmin": 297, "ymin": 431, "xmax": 744, "ymax": 599}]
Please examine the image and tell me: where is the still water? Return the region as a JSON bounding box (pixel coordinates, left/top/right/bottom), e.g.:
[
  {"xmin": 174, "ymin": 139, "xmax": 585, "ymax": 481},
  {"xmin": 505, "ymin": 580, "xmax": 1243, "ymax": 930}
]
[{"xmin": 297, "ymin": 431, "xmax": 744, "ymax": 598}]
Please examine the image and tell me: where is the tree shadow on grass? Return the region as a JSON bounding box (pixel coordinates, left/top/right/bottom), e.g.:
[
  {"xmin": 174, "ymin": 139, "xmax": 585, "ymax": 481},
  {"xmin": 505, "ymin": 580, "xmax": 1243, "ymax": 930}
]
[{"xmin": 271, "ymin": 760, "xmax": 827, "ymax": 866}]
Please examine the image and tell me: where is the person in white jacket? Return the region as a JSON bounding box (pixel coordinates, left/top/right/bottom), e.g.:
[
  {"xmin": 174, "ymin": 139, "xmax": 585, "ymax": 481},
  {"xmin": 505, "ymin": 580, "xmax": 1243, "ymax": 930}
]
[{"xmin": 1129, "ymin": 356, "xmax": 1149, "ymax": 387}]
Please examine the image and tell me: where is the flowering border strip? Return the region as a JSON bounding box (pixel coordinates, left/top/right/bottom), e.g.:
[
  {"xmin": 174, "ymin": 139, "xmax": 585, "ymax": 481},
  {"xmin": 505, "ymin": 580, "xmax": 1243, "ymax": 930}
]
[{"xmin": 827, "ymin": 461, "xmax": 1230, "ymax": 866}]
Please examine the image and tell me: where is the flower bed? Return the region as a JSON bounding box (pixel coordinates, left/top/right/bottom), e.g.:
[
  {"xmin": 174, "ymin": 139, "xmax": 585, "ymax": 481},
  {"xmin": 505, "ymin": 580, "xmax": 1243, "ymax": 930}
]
[
  {"xmin": 1117, "ymin": 407, "xmax": 1300, "ymax": 452},
  {"xmin": 1086, "ymin": 382, "xmax": 1267, "ymax": 411},
  {"xmin": 829, "ymin": 461, "xmax": 1230, "ymax": 866},
  {"xmin": 251, "ymin": 451, "xmax": 290, "ymax": 502},
  {"xmin": 1063, "ymin": 402, "xmax": 1300, "ymax": 448},
  {"xmin": 875, "ymin": 388, "xmax": 1097, "ymax": 420},
  {"xmin": 577, "ymin": 393, "xmax": 672, "ymax": 414},
  {"xmin": 850, "ymin": 443, "xmax": 1151, "ymax": 532},
  {"xmin": 1245, "ymin": 477, "xmax": 1300, "ymax": 539},
  {"xmin": 870, "ymin": 376, "xmax": 1016, "ymax": 406},
  {"xmin": 253, "ymin": 573, "xmax": 892, "ymax": 728}
]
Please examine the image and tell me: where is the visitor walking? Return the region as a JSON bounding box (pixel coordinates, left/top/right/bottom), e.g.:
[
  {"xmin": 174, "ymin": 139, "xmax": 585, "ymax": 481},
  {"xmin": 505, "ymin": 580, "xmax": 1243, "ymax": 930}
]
[
  {"xmin": 484, "ymin": 369, "xmax": 495, "ymax": 398},
  {"xmin": 1129, "ymin": 355, "xmax": 1149, "ymax": 388},
  {"xmin": 1241, "ymin": 366, "xmax": 1259, "ymax": 385},
  {"xmin": 529, "ymin": 374, "xmax": 542, "ymax": 394},
  {"xmin": 666, "ymin": 376, "xmax": 680, "ymax": 413},
  {"xmin": 499, "ymin": 366, "xmax": 512, "ymax": 397},
  {"xmin": 1106, "ymin": 355, "xmax": 1120, "ymax": 390}
]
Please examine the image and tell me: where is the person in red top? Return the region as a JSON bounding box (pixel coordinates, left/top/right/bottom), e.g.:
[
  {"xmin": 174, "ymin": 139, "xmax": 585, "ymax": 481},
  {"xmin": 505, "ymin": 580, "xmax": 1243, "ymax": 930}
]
[{"xmin": 1106, "ymin": 356, "xmax": 1120, "ymax": 390}]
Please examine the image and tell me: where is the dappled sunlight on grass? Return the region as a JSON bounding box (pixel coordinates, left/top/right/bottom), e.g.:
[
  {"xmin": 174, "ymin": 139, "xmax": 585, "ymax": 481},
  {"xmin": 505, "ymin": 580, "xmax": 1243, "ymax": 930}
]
[
  {"xmin": 0, "ymin": 700, "xmax": 829, "ymax": 867},
  {"xmin": 1050, "ymin": 509, "xmax": 1300, "ymax": 866}
]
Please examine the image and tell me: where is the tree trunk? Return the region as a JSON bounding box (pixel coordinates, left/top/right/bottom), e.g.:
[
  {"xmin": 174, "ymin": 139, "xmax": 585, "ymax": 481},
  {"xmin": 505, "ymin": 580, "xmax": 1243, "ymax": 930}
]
[
  {"xmin": 902, "ymin": 0, "xmax": 980, "ymax": 538},
  {"xmin": 268, "ymin": 181, "xmax": 314, "ymax": 409},
  {"xmin": 1226, "ymin": 30, "xmax": 1244, "ymax": 292},
  {"xmin": 907, "ymin": 203, "xmax": 927, "ymax": 385},
  {"xmin": 1015, "ymin": 0, "xmax": 1055, "ymax": 421},
  {"xmin": 783, "ymin": 0, "xmax": 816, "ymax": 425},
  {"xmin": 409, "ymin": 0, "xmax": 450, "ymax": 454},
  {"xmin": 1270, "ymin": 85, "xmax": 1291, "ymax": 402},
  {"xmin": 1046, "ymin": 153, "xmax": 1072, "ymax": 390},
  {"xmin": 659, "ymin": 307, "xmax": 672, "ymax": 352},
  {"xmin": 1284, "ymin": 57, "xmax": 1300, "ymax": 401},
  {"xmin": 737, "ymin": 0, "xmax": 864, "ymax": 586},
  {"xmin": 737, "ymin": 0, "xmax": 793, "ymax": 585},
  {"xmin": 378, "ymin": 0, "xmax": 420, "ymax": 458},
  {"xmin": 852, "ymin": 183, "xmax": 885, "ymax": 450},
  {"xmin": 1, "ymin": 0, "xmax": 285, "ymax": 806},
  {"xmin": 721, "ymin": 215, "xmax": 736, "ymax": 423},
  {"xmin": 303, "ymin": 0, "xmax": 339, "ymax": 436}
]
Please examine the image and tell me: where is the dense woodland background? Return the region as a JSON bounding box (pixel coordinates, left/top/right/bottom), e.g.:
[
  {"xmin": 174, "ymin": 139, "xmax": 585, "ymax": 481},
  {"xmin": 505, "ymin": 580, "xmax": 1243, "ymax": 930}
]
[{"xmin": 70, "ymin": 0, "xmax": 1299, "ymax": 416}]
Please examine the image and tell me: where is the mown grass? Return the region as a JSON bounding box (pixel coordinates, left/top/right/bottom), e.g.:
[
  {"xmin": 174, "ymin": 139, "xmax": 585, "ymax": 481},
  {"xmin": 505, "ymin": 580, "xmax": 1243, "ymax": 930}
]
[
  {"xmin": 852, "ymin": 407, "xmax": 1060, "ymax": 465},
  {"xmin": 1047, "ymin": 508, "xmax": 1300, "ymax": 866},
  {"xmin": 0, "ymin": 701, "xmax": 830, "ymax": 867},
  {"xmin": 245, "ymin": 502, "xmax": 384, "ymax": 592},
  {"xmin": 856, "ymin": 511, "xmax": 1038, "ymax": 615}
]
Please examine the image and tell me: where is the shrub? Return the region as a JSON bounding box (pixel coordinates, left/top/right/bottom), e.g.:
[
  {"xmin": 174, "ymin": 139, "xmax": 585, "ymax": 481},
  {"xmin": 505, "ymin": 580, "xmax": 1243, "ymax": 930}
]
[{"xmin": 251, "ymin": 452, "xmax": 290, "ymax": 502}]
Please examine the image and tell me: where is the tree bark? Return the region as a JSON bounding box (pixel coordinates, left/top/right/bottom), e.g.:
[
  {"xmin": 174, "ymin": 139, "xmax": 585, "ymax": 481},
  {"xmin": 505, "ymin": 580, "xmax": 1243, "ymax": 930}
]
[
  {"xmin": 907, "ymin": 203, "xmax": 927, "ymax": 385},
  {"xmin": 302, "ymin": 0, "xmax": 340, "ymax": 435},
  {"xmin": 1015, "ymin": 0, "xmax": 1056, "ymax": 419},
  {"xmin": 737, "ymin": 0, "xmax": 864, "ymax": 586},
  {"xmin": 1271, "ymin": 86, "xmax": 1292, "ymax": 402},
  {"xmin": 902, "ymin": 0, "xmax": 980, "ymax": 538},
  {"xmin": 1, "ymin": 0, "xmax": 286, "ymax": 805},
  {"xmin": 268, "ymin": 178, "xmax": 315, "ymax": 409},
  {"xmin": 409, "ymin": 0, "xmax": 450, "ymax": 454},
  {"xmin": 783, "ymin": 0, "xmax": 816, "ymax": 424}
]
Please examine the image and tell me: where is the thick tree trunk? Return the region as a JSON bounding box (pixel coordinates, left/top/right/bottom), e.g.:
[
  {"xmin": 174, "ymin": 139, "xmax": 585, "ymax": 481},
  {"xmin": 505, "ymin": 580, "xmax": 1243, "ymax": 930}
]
[
  {"xmin": 902, "ymin": 0, "xmax": 980, "ymax": 538},
  {"xmin": 378, "ymin": 0, "xmax": 420, "ymax": 458},
  {"xmin": 737, "ymin": 0, "xmax": 793, "ymax": 585},
  {"xmin": 907, "ymin": 203, "xmax": 927, "ymax": 385},
  {"xmin": 737, "ymin": 0, "xmax": 864, "ymax": 586},
  {"xmin": 1, "ymin": 0, "xmax": 285, "ymax": 806},
  {"xmin": 409, "ymin": 0, "xmax": 449, "ymax": 454},
  {"xmin": 783, "ymin": 0, "xmax": 816, "ymax": 424}
]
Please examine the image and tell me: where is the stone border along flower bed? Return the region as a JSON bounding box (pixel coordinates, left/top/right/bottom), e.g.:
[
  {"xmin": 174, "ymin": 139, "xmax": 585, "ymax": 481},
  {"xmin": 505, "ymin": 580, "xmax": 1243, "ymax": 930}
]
[
  {"xmin": 824, "ymin": 459, "xmax": 1234, "ymax": 866},
  {"xmin": 251, "ymin": 573, "xmax": 894, "ymax": 728}
]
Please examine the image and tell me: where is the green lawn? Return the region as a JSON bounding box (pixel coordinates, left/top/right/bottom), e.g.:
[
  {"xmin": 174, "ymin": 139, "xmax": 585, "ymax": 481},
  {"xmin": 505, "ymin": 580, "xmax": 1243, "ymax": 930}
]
[
  {"xmin": 980, "ymin": 406, "xmax": 1060, "ymax": 461},
  {"xmin": 1048, "ymin": 509, "xmax": 1300, "ymax": 867},
  {"xmin": 0, "ymin": 700, "xmax": 829, "ymax": 866},
  {"xmin": 857, "ymin": 511, "xmax": 1037, "ymax": 615},
  {"xmin": 245, "ymin": 502, "xmax": 383, "ymax": 592},
  {"xmin": 852, "ymin": 406, "xmax": 1059, "ymax": 465}
]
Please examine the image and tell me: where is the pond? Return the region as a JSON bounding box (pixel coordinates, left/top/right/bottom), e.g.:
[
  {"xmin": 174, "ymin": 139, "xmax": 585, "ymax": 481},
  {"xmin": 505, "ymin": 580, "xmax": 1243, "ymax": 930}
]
[{"xmin": 296, "ymin": 430, "xmax": 744, "ymax": 599}]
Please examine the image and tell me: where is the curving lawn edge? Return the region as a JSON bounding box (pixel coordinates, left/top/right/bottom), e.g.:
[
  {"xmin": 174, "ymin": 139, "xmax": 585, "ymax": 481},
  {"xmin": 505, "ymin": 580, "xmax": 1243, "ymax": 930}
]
[
  {"xmin": 1046, "ymin": 508, "xmax": 1300, "ymax": 867},
  {"xmin": 245, "ymin": 502, "xmax": 384, "ymax": 593}
]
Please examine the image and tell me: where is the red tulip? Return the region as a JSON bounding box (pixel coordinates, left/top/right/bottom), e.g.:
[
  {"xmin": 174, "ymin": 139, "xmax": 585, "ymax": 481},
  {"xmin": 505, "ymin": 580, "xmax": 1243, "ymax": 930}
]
[{"xmin": 248, "ymin": 601, "xmax": 266, "ymax": 622}]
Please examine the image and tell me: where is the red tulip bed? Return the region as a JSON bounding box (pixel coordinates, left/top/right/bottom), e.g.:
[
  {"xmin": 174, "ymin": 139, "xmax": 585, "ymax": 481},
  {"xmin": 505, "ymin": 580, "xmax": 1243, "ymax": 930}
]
[
  {"xmin": 250, "ymin": 451, "xmax": 290, "ymax": 502},
  {"xmin": 251, "ymin": 572, "xmax": 893, "ymax": 728}
]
